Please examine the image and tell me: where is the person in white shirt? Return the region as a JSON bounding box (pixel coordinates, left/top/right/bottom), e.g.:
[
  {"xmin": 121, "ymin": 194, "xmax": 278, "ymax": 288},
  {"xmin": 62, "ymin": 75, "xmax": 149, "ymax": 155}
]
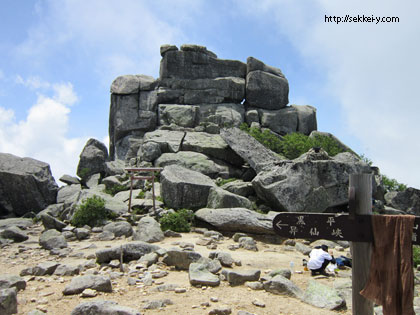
[{"xmin": 307, "ymin": 245, "xmax": 336, "ymax": 276}]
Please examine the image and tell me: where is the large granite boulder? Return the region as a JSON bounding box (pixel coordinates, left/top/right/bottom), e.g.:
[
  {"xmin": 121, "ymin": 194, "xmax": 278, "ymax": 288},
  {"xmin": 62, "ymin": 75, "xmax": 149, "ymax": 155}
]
[
  {"xmin": 132, "ymin": 217, "xmax": 164, "ymax": 243},
  {"xmin": 160, "ymin": 77, "xmax": 245, "ymax": 105},
  {"xmin": 194, "ymin": 208, "xmax": 275, "ymax": 234},
  {"xmin": 259, "ymin": 107, "xmax": 298, "ymax": 135},
  {"xmin": 292, "ymin": 105, "xmax": 317, "ymax": 135},
  {"xmin": 155, "ymin": 151, "xmax": 230, "ymax": 179},
  {"xmin": 109, "ymin": 94, "xmax": 156, "ymax": 160},
  {"xmin": 160, "ymin": 165, "xmax": 216, "ymax": 210},
  {"xmin": 197, "ymin": 103, "xmax": 245, "ymax": 128},
  {"xmin": 252, "ymin": 150, "xmax": 371, "ymax": 212},
  {"xmin": 246, "ymin": 57, "xmax": 289, "ymax": 110},
  {"xmin": 76, "ymin": 139, "xmax": 108, "ymax": 180},
  {"xmin": 385, "ymin": 187, "xmax": 420, "ymax": 215},
  {"xmin": 207, "ymin": 187, "xmax": 253, "ymax": 209},
  {"xmin": 143, "ymin": 130, "xmax": 185, "ymax": 153},
  {"xmin": 158, "ymin": 104, "xmax": 199, "ymax": 127},
  {"xmin": 111, "ymin": 74, "xmax": 155, "ymax": 94},
  {"xmin": 182, "ymin": 132, "xmax": 242, "ymax": 165},
  {"xmin": 0, "ymin": 153, "xmax": 58, "ymax": 217},
  {"xmin": 220, "ymin": 128, "xmax": 280, "ymax": 173},
  {"xmin": 0, "ymin": 288, "xmax": 17, "ymax": 315},
  {"xmin": 160, "ymin": 44, "xmax": 246, "ymax": 80}
]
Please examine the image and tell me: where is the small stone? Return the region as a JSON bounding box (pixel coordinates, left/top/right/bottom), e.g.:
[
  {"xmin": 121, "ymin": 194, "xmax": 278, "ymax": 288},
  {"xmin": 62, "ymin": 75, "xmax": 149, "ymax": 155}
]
[
  {"xmin": 210, "ymin": 297, "xmax": 219, "ymax": 302},
  {"xmin": 252, "ymin": 299, "xmax": 266, "ymax": 307},
  {"xmin": 81, "ymin": 288, "xmax": 97, "ymax": 298},
  {"xmin": 175, "ymin": 287, "xmax": 186, "ymax": 293},
  {"xmin": 208, "ymin": 306, "xmax": 232, "ymax": 315},
  {"xmin": 201, "ymin": 301, "xmax": 210, "ymax": 307}
]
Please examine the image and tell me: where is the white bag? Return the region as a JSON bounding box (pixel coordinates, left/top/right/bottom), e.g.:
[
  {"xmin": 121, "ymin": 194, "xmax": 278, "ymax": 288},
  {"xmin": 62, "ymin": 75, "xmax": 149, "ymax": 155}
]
[{"xmin": 327, "ymin": 263, "xmax": 337, "ymax": 273}]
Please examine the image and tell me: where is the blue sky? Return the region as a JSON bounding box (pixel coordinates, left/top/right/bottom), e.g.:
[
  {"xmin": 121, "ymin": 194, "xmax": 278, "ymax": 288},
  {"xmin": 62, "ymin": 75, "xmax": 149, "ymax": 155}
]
[{"xmin": 0, "ymin": 0, "xmax": 419, "ymax": 189}]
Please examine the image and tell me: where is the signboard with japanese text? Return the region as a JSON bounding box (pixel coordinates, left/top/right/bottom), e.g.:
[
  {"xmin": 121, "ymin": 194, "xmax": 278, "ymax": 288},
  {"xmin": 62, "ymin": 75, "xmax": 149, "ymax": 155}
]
[{"xmin": 272, "ymin": 212, "xmax": 420, "ymax": 244}]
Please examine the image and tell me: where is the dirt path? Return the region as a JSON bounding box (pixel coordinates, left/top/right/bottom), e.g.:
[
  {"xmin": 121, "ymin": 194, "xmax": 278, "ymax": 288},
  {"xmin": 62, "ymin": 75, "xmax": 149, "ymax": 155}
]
[{"xmin": 1, "ymin": 224, "xmax": 353, "ymax": 315}]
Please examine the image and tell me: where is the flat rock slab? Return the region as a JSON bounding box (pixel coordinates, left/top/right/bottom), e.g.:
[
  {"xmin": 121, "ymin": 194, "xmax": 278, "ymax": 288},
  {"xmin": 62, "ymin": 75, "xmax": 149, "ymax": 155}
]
[
  {"xmin": 0, "ymin": 226, "xmax": 28, "ymax": 242},
  {"xmin": 225, "ymin": 269, "xmax": 261, "ymax": 286},
  {"xmin": 71, "ymin": 300, "xmax": 141, "ymax": 315},
  {"xmin": 302, "ymin": 280, "xmax": 346, "ymax": 310},
  {"xmin": 0, "ymin": 275, "xmax": 26, "ymax": 291},
  {"xmin": 194, "ymin": 208, "xmax": 275, "ymax": 235},
  {"xmin": 220, "ymin": 127, "xmax": 280, "ymax": 173},
  {"xmin": 189, "ymin": 262, "xmax": 220, "ymax": 287},
  {"xmin": 63, "ymin": 275, "xmax": 112, "ymax": 295},
  {"xmin": 263, "ymin": 275, "xmax": 303, "ymax": 298},
  {"xmin": 162, "ymin": 248, "xmax": 202, "ymax": 270},
  {"xmin": 95, "ymin": 241, "xmax": 161, "ymax": 264}
]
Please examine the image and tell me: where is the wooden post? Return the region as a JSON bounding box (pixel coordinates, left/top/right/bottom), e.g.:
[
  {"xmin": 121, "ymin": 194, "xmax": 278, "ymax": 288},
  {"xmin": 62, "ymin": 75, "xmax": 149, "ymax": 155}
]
[{"xmin": 349, "ymin": 173, "xmax": 373, "ymax": 315}]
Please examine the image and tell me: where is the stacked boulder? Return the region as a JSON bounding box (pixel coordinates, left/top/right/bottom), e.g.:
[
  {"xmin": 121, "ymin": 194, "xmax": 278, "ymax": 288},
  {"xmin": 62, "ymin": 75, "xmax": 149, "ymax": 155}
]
[{"xmin": 108, "ymin": 44, "xmax": 317, "ymax": 168}]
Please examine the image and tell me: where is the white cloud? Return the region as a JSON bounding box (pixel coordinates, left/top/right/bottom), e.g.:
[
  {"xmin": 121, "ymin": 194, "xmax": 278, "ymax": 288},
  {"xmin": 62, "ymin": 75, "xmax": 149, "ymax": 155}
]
[
  {"xmin": 14, "ymin": 0, "xmax": 198, "ymax": 80},
  {"xmin": 15, "ymin": 75, "xmax": 51, "ymax": 90},
  {"xmin": 0, "ymin": 83, "xmax": 88, "ymax": 183},
  {"xmin": 52, "ymin": 82, "xmax": 78, "ymax": 106},
  {"xmin": 238, "ymin": 0, "xmax": 420, "ymax": 188}
]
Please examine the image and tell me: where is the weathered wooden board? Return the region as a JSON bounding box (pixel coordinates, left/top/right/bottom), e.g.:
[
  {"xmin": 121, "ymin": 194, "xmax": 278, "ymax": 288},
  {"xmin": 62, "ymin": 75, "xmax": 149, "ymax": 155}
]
[{"xmin": 272, "ymin": 212, "xmax": 420, "ymax": 245}]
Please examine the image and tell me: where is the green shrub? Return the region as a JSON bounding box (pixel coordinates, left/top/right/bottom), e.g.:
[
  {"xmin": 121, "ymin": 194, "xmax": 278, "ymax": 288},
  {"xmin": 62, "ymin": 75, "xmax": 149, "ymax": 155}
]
[
  {"xmin": 103, "ymin": 184, "xmax": 127, "ymax": 196},
  {"xmin": 240, "ymin": 123, "xmax": 283, "ymax": 154},
  {"xmin": 136, "ymin": 191, "xmax": 145, "ymax": 199},
  {"xmin": 159, "ymin": 209, "xmax": 194, "ymax": 232},
  {"xmin": 382, "ymin": 175, "xmax": 407, "ymax": 192},
  {"xmin": 240, "ymin": 123, "xmax": 345, "ymax": 159},
  {"xmin": 71, "ymin": 195, "xmax": 112, "ymax": 227},
  {"xmin": 414, "ymin": 246, "xmax": 420, "ymax": 267}
]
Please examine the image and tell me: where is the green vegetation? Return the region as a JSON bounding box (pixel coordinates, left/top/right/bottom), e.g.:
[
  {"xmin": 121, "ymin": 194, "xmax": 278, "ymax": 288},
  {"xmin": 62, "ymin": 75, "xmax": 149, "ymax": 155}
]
[
  {"xmin": 382, "ymin": 175, "xmax": 407, "ymax": 192},
  {"xmin": 71, "ymin": 195, "xmax": 115, "ymax": 227},
  {"xmin": 216, "ymin": 178, "xmax": 238, "ymax": 187},
  {"xmin": 156, "ymin": 195, "xmax": 163, "ymax": 202},
  {"xmin": 103, "ymin": 184, "xmax": 127, "ymax": 196},
  {"xmin": 359, "ymin": 154, "xmax": 407, "ymax": 193},
  {"xmin": 240, "ymin": 123, "xmax": 283, "ymax": 154},
  {"xmin": 159, "ymin": 209, "xmax": 194, "ymax": 232},
  {"xmin": 136, "ymin": 191, "xmax": 145, "ymax": 199},
  {"xmin": 239, "ymin": 123, "xmax": 345, "ymax": 159},
  {"xmin": 414, "ymin": 246, "xmax": 420, "ymax": 267},
  {"xmin": 78, "ymin": 167, "xmax": 91, "ymax": 179}
]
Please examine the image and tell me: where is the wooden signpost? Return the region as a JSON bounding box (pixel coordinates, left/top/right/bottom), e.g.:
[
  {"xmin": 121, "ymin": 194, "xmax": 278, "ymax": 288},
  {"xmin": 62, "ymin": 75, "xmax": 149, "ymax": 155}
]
[
  {"xmin": 272, "ymin": 174, "xmax": 420, "ymax": 315},
  {"xmin": 125, "ymin": 167, "xmax": 163, "ymax": 212}
]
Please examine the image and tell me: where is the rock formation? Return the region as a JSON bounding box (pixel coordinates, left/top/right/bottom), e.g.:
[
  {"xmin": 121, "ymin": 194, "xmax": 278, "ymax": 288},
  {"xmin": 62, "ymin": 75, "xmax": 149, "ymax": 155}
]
[
  {"xmin": 0, "ymin": 153, "xmax": 58, "ymax": 217},
  {"xmin": 108, "ymin": 44, "xmax": 317, "ymax": 165}
]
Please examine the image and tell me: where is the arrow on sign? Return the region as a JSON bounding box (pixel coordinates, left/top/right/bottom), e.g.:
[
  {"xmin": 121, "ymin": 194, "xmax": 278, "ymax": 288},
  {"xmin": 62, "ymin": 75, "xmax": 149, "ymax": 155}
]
[{"xmin": 275, "ymin": 220, "xmax": 289, "ymax": 230}]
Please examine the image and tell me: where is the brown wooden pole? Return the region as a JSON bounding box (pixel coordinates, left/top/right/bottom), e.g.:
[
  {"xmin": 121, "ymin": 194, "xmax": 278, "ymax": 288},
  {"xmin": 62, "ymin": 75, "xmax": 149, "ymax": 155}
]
[
  {"xmin": 128, "ymin": 173, "xmax": 133, "ymax": 213},
  {"xmin": 349, "ymin": 173, "xmax": 373, "ymax": 315},
  {"xmin": 151, "ymin": 173, "xmax": 156, "ymax": 212}
]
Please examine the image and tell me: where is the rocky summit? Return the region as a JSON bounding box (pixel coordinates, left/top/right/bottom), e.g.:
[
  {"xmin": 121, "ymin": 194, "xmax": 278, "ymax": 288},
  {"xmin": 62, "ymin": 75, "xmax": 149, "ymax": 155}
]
[{"xmin": 0, "ymin": 43, "xmax": 419, "ymax": 314}]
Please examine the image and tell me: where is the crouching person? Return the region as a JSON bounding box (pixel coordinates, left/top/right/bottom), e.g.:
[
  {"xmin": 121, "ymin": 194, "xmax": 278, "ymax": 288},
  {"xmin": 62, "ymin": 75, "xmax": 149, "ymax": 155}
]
[{"xmin": 307, "ymin": 244, "xmax": 336, "ymax": 276}]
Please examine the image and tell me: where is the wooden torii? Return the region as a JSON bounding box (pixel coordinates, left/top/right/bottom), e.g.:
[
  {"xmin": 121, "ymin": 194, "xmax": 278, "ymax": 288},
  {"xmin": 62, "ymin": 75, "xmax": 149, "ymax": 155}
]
[
  {"xmin": 125, "ymin": 167, "xmax": 163, "ymax": 212},
  {"xmin": 272, "ymin": 174, "xmax": 419, "ymax": 315}
]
